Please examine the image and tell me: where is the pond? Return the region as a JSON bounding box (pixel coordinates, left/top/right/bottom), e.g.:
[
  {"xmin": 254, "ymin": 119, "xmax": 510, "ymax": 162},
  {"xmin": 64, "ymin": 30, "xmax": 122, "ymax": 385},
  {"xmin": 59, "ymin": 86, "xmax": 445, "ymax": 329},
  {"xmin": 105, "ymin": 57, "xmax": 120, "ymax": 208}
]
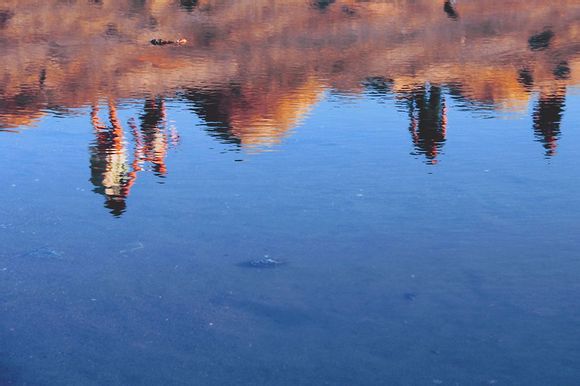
[{"xmin": 0, "ymin": 1, "xmax": 579, "ymax": 384}]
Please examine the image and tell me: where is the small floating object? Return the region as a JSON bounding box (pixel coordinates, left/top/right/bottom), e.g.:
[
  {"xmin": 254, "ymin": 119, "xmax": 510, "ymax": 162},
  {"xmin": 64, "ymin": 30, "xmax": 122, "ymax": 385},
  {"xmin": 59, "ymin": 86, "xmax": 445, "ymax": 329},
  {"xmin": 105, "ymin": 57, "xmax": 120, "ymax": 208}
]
[
  {"xmin": 150, "ymin": 38, "xmax": 187, "ymax": 46},
  {"xmin": 341, "ymin": 6, "xmax": 356, "ymax": 16},
  {"xmin": 238, "ymin": 257, "xmax": 286, "ymax": 269}
]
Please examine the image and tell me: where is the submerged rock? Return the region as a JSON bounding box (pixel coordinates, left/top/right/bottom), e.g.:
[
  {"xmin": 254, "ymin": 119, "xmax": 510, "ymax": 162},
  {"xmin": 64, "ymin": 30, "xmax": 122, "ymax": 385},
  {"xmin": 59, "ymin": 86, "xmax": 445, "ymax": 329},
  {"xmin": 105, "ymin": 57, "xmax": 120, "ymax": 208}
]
[
  {"xmin": 404, "ymin": 292, "xmax": 417, "ymax": 301},
  {"xmin": 238, "ymin": 257, "xmax": 286, "ymax": 269},
  {"xmin": 18, "ymin": 246, "xmax": 66, "ymax": 260}
]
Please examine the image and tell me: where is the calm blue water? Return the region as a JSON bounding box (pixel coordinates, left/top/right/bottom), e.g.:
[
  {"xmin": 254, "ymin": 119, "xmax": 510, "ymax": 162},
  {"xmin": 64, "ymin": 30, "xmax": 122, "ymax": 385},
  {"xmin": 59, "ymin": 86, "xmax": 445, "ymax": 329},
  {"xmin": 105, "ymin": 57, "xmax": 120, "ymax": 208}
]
[{"xmin": 1, "ymin": 1, "xmax": 579, "ymax": 384}]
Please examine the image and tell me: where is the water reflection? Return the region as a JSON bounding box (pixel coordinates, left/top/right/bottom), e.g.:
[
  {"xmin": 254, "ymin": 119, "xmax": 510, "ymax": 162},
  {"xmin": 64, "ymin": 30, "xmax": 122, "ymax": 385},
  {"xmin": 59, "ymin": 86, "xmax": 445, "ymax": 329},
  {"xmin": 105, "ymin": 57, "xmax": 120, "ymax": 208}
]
[
  {"xmin": 1, "ymin": 4, "xmax": 579, "ymax": 384},
  {"xmin": 533, "ymin": 87, "xmax": 566, "ymax": 157},
  {"xmin": 443, "ymin": 0, "xmax": 459, "ymax": 20},
  {"xmin": 0, "ymin": 0, "xmax": 578, "ymax": 213},
  {"xmin": 529, "ymin": 29, "xmax": 555, "ymax": 52},
  {"xmin": 183, "ymin": 78, "xmax": 321, "ymax": 148},
  {"xmin": 364, "ymin": 79, "xmax": 448, "ymax": 163},
  {"xmin": 405, "ymin": 85, "xmax": 447, "ymax": 164},
  {"xmin": 89, "ymin": 99, "xmax": 178, "ymax": 216},
  {"xmin": 179, "ymin": 0, "xmax": 198, "ymax": 13}
]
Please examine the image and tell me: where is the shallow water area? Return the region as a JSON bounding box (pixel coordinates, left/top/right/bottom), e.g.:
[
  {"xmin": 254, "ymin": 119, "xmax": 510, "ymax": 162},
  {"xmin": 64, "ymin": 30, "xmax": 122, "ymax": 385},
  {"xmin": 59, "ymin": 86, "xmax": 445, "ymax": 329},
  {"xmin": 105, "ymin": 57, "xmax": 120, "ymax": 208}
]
[{"xmin": 0, "ymin": 1, "xmax": 580, "ymax": 385}]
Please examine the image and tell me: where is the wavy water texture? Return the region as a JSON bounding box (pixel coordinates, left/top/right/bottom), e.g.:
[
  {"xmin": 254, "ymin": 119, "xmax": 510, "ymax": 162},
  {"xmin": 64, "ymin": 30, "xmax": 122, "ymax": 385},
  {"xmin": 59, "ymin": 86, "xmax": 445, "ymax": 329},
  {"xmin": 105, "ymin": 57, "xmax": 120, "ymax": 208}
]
[
  {"xmin": 0, "ymin": 0, "xmax": 579, "ymax": 213},
  {"xmin": 0, "ymin": 0, "xmax": 578, "ymax": 132}
]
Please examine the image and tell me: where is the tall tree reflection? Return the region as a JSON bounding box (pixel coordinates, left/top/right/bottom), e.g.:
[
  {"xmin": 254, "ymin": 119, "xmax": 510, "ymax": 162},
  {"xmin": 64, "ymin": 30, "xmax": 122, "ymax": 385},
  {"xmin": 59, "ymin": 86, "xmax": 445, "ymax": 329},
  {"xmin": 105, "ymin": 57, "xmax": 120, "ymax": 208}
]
[
  {"xmin": 89, "ymin": 102, "xmax": 135, "ymax": 217},
  {"xmin": 533, "ymin": 87, "xmax": 566, "ymax": 157},
  {"xmin": 89, "ymin": 98, "xmax": 178, "ymax": 216},
  {"xmin": 405, "ymin": 85, "xmax": 447, "ymax": 164}
]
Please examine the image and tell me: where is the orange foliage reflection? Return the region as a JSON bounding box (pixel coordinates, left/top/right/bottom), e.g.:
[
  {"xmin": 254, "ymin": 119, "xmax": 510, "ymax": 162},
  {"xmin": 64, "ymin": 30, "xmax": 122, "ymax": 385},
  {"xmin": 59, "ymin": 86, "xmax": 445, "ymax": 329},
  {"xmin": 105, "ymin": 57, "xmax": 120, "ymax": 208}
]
[{"xmin": 0, "ymin": 0, "xmax": 579, "ymax": 213}]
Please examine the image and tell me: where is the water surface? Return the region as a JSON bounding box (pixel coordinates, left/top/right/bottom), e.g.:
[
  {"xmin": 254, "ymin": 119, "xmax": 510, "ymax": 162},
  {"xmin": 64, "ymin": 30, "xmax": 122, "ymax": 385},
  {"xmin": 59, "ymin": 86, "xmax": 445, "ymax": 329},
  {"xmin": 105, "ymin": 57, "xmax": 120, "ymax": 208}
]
[{"xmin": 0, "ymin": 1, "xmax": 579, "ymax": 384}]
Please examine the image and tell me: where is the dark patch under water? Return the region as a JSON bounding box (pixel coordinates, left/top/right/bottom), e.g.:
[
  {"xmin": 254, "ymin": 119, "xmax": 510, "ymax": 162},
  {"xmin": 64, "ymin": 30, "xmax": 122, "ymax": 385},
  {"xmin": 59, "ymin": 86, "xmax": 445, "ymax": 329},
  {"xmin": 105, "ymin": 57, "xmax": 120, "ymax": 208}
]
[
  {"xmin": 238, "ymin": 258, "xmax": 287, "ymax": 269},
  {"xmin": 16, "ymin": 247, "xmax": 65, "ymax": 261},
  {"xmin": 0, "ymin": 359, "xmax": 21, "ymax": 386},
  {"xmin": 230, "ymin": 299, "xmax": 312, "ymax": 326}
]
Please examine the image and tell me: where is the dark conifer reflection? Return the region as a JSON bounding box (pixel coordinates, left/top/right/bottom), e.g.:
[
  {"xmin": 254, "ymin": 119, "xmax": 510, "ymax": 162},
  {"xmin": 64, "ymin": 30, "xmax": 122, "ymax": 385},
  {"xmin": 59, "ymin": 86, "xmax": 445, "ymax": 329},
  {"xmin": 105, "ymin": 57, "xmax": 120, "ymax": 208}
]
[
  {"xmin": 405, "ymin": 85, "xmax": 447, "ymax": 164},
  {"xmin": 311, "ymin": 0, "xmax": 336, "ymax": 11},
  {"xmin": 0, "ymin": 10, "xmax": 14, "ymax": 29},
  {"xmin": 528, "ymin": 29, "xmax": 554, "ymax": 51},
  {"xmin": 179, "ymin": 0, "xmax": 198, "ymax": 12},
  {"xmin": 443, "ymin": 0, "xmax": 459, "ymax": 20},
  {"xmin": 363, "ymin": 77, "xmax": 394, "ymax": 97},
  {"xmin": 517, "ymin": 68, "xmax": 535, "ymax": 91},
  {"xmin": 533, "ymin": 87, "xmax": 566, "ymax": 157},
  {"xmin": 182, "ymin": 88, "xmax": 243, "ymax": 146},
  {"xmin": 366, "ymin": 80, "xmax": 447, "ymax": 164}
]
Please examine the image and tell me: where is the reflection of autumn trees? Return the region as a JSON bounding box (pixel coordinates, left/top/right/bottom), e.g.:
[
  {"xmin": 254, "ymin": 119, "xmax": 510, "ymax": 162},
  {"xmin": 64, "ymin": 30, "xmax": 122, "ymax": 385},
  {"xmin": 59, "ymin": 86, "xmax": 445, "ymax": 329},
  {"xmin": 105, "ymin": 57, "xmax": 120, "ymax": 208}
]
[
  {"xmin": 0, "ymin": 0, "xmax": 578, "ymax": 156},
  {"xmin": 90, "ymin": 102, "xmax": 134, "ymax": 217},
  {"xmin": 90, "ymin": 99, "xmax": 178, "ymax": 216},
  {"xmin": 0, "ymin": 0, "xmax": 576, "ymax": 215},
  {"xmin": 364, "ymin": 79, "xmax": 448, "ymax": 162},
  {"xmin": 183, "ymin": 76, "xmax": 321, "ymax": 147}
]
